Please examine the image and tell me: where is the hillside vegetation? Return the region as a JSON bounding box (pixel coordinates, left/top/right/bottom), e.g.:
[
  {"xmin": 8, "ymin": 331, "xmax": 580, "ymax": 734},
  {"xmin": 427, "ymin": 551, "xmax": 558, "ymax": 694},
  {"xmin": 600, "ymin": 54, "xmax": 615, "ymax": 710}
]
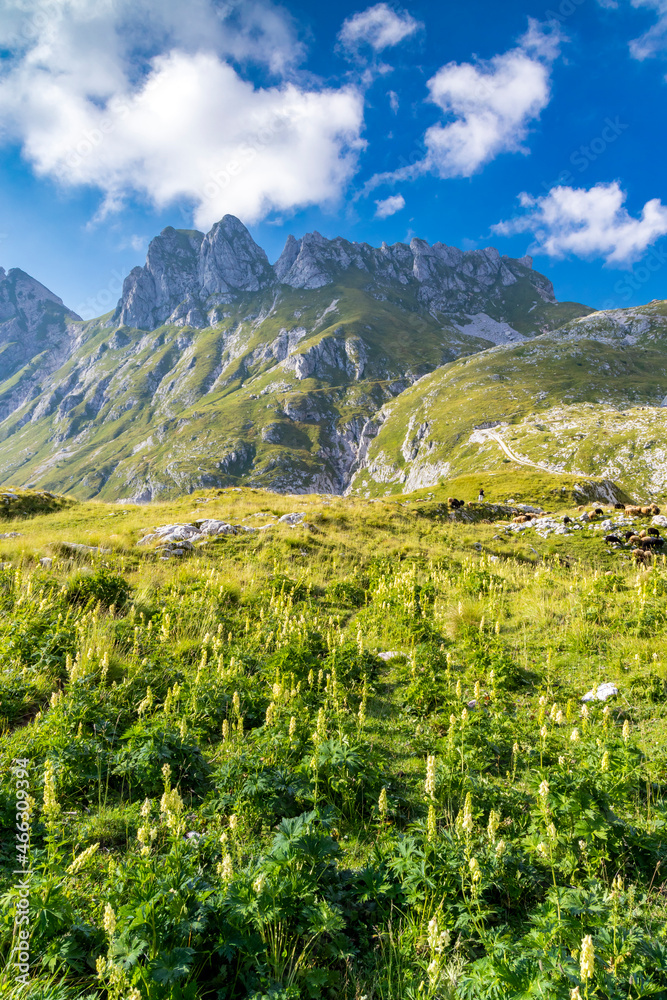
[
  {"xmin": 0, "ymin": 478, "xmax": 665, "ymax": 999},
  {"xmin": 353, "ymin": 303, "xmax": 667, "ymax": 500}
]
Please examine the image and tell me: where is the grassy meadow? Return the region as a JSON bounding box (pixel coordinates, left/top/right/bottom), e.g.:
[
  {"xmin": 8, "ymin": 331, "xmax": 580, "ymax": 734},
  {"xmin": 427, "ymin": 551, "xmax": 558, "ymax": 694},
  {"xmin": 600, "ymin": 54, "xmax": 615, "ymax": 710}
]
[{"xmin": 0, "ymin": 474, "xmax": 666, "ymax": 999}]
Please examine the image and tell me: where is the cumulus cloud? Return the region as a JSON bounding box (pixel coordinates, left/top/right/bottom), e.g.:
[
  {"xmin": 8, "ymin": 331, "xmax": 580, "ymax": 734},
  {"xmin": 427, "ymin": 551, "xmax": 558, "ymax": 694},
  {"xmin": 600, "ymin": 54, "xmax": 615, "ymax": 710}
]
[
  {"xmin": 423, "ymin": 20, "xmax": 561, "ymax": 179},
  {"xmin": 367, "ymin": 19, "xmax": 561, "ymax": 192},
  {"xmin": 375, "ymin": 193, "xmax": 405, "ymax": 217},
  {"xmin": 339, "ymin": 3, "xmax": 420, "ymax": 53},
  {"xmin": 493, "ymin": 181, "xmax": 667, "ymax": 265},
  {"xmin": 0, "ymin": 0, "xmax": 365, "ymax": 229}
]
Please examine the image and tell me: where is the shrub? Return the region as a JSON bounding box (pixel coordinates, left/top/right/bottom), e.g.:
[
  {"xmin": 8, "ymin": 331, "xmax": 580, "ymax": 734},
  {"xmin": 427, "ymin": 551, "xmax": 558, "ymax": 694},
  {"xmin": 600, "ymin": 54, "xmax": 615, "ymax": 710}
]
[{"xmin": 65, "ymin": 567, "xmax": 131, "ymax": 609}]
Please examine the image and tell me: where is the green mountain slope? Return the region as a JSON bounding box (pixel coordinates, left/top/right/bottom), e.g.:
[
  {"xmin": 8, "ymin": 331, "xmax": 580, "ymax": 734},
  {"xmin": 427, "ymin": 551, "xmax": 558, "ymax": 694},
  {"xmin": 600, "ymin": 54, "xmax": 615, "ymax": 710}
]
[
  {"xmin": 350, "ymin": 302, "xmax": 667, "ymax": 500},
  {"xmin": 0, "ymin": 230, "xmax": 590, "ymax": 500}
]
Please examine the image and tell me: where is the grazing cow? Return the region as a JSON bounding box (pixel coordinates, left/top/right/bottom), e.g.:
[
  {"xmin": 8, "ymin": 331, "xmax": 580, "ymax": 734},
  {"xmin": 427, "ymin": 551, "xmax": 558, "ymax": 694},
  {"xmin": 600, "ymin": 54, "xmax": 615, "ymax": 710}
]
[
  {"xmin": 650, "ymin": 504, "xmax": 661, "ymax": 515},
  {"xmin": 563, "ymin": 516, "xmax": 571, "ymax": 524},
  {"xmin": 628, "ymin": 534, "xmax": 642, "ymax": 546},
  {"xmin": 623, "ymin": 530, "xmax": 635, "ymax": 541},
  {"xmin": 632, "ymin": 547, "xmax": 650, "ymax": 563},
  {"xmin": 647, "ymin": 527, "xmax": 661, "ymax": 538},
  {"xmin": 625, "ymin": 505, "xmax": 644, "ymax": 516},
  {"xmin": 640, "ymin": 536, "xmax": 665, "ymax": 549},
  {"xmin": 604, "ymin": 534, "xmax": 622, "ymax": 544},
  {"xmin": 594, "ymin": 507, "xmax": 604, "ymax": 515},
  {"xmin": 614, "ymin": 503, "xmax": 625, "ymax": 509}
]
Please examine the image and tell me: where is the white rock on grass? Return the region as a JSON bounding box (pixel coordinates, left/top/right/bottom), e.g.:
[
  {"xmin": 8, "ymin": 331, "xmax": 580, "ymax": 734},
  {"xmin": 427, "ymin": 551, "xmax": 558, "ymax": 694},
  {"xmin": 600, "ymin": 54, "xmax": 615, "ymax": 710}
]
[
  {"xmin": 278, "ymin": 512, "xmax": 306, "ymax": 525},
  {"xmin": 581, "ymin": 682, "xmax": 619, "ymax": 702},
  {"xmin": 378, "ymin": 651, "xmax": 405, "ymax": 661},
  {"xmin": 652, "ymin": 515, "xmax": 667, "ymax": 527},
  {"xmin": 138, "ymin": 519, "xmax": 258, "ymax": 546}
]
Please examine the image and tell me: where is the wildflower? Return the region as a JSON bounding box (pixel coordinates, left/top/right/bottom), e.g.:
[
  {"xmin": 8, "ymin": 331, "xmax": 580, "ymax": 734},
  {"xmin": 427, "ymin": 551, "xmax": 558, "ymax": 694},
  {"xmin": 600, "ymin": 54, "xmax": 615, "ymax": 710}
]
[
  {"xmin": 232, "ymin": 691, "xmax": 240, "ymax": 716},
  {"xmin": 487, "ymin": 809, "xmax": 499, "ymax": 843},
  {"xmin": 622, "ymin": 719, "xmax": 630, "ymax": 742},
  {"xmin": 237, "ymin": 716, "xmax": 244, "ymax": 736},
  {"xmin": 42, "ymin": 761, "xmax": 60, "ymax": 825},
  {"xmin": 425, "ymin": 755, "xmax": 437, "ymax": 800},
  {"xmin": 570, "ymin": 988, "xmax": 582, "ymax": 1000},
  {"xmin": 265, "ymin": 702, "xmax": 275, "ymax": 727},
  {"xmin": 378, "ymin": 787, "xmax": 388, "ymax": 817},
  {"xmin": 161, "ymin": 763, "xmax": 171, "ymax": 789},
  {"xmin": 474, "ymin": 680, "xmax": 481, "ymax": 702},
  {"xmin": 289, "ymin": 716, "xmax": 297, "ymax": 739},
  {"xmin": 427, "ymin": 914, "xmax": 449, "ymax": 953},
  {"xmin": 103, "ymin": 903, "xmax": 116, "ymax": 938},
  {"xmin": 228, "ymin": 814, "xmax": 238, "ymax": 834},
  {"xmin": 469, "ymin": 856, "xmax": 481, "ymax": 883},
  {"xmin": 461, "ymin": 707, "xmax": 468, "ymax": 724},
  {"xmin": 140, "ymin": 798, "xmax": 152, "ymax": 818},
  {"xmin": 427, "ymin": 803, "xmax": 436, "ymax": 843},
  {"xmin": 581, "ymin": 704, "xmax": 590, "ymax": 727},
  {"xmin": 555, "ymin": 710, "xmax": 564, "ymax": 725},
  {"xmin": 537, "ymin": 842, "xmax": 548, "ymax": 859},
  {"xmin": 580, "ymin": 934, "xmax": 595, "ymax": 981},
  {"xmin": 222, "ymin": 719, "xmax": 230, "ymax": 740},
  {"xmin": 538, "ymin": 779, "xmax": 549, "ymax": 802},
  {"xmin": 179, "ymin": 717, "xmax": 187, "ymax": 739},
  {"xmin": 68, "ymin": 842, "xmax": 100, "ymax": 873},
  {"xmin": 547, "ymin": 821, "xmax": 557, "ymax": 841},
  {"xmin": 540, "ymin": 725, "xmax": 548, "ymax": 741},
  {"xmin": 600, "ymin": 750, "xmax": 610, "ymax": 773},
  {"xmin": 253, "ymin": 872, "xmax": 266, "ymax": 894},
  {"xmin": 219, "ymin": 853, "xmax": 233, "ymax": 882},
  {"xmin": 512, "ymin": 741, "xmax": 520, "ymax": 759},
  {"xmin": 455, "ymin": 679, "xmax": 462, "ymax": 699},
  {"xmin": 461, "ymin": 792, "xmax": 473, "ymax": 835},
  {"xmin": 495, "ymin": 838, "xmax": 506, "ymax": 857},
  {"xmin": 570, "ymin": 728, "xmax": 580, "ymax": 743},
  {"xmin": 558, "ymin": 755, "xmax": 566, "ymax": 766},
  {"xmin": 550, "ymin": 702, "xmax": 558, "ymax": 721}
]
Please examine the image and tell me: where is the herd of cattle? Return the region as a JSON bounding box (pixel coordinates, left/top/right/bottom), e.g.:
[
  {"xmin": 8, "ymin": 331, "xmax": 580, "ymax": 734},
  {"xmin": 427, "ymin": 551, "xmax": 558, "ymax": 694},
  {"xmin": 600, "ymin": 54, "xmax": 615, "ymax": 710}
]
[{"xmin": 445, "ymin": 496, "xmax": 665, "ymax": 564}]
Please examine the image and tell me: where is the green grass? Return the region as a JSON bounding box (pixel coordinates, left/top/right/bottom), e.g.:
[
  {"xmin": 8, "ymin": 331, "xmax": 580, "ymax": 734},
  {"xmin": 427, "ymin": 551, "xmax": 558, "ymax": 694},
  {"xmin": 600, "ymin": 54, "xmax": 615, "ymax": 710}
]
[{"xmin": 0, "ymin": 484, "xmax": 665, "ymax": 999}]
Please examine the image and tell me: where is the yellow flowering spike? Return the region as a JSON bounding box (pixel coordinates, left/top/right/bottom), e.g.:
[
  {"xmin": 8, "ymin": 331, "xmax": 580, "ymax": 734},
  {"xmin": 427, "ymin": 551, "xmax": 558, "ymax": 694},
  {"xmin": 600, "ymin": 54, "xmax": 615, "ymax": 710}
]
[{"xmin": 580, "ymin": 934, "xmax": 595, "ymax": 981}]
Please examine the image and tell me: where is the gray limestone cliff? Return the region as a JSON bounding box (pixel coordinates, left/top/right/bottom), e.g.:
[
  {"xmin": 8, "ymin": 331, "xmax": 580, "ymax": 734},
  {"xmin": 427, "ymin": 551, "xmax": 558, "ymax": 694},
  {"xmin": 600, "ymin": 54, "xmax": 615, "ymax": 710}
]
[{"xmin": 111, "ymin": 215, "xmax": 557, "ymax": 331}]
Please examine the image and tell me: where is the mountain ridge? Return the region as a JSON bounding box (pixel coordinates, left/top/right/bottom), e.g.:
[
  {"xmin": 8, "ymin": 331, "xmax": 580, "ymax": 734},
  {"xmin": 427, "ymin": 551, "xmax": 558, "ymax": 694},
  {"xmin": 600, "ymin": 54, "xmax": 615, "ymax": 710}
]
[{"xmin": 12, "ymin": 215, "xmax": 667, "ymax": 501}]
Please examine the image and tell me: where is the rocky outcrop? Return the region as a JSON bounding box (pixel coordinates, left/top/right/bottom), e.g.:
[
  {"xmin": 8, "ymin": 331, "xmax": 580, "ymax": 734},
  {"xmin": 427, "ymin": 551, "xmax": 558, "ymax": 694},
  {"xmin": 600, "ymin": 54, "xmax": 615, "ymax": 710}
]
[
  {"xmin": 110, "ymin": 215, "xmax": 559, "ymax": 332},
  {"xmin": 112, "ymin": 216, "xmax": 272, "ymax": 330}
]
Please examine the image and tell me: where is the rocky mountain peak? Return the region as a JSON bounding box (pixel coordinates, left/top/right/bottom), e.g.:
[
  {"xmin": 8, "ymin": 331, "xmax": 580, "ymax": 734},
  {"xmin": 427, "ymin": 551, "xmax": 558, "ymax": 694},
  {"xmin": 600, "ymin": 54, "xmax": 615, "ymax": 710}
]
[
  {"xmin": 0, "ymin": 266, "xmax": 80, "ymax": 392},
  {"xmin": 198, "ymin": 215, "xmax": 273, "ymax": 298},
  {"xmin": 110, "ymin": 214, "xmax": 557, "ymax": 331}
]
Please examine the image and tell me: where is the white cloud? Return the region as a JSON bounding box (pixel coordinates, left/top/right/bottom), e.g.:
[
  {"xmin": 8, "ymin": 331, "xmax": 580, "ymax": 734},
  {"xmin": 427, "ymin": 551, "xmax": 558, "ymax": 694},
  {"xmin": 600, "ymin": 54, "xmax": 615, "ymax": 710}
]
[
  {"xmin": 367, "ymin": 19, "xmax": 561, "ymax": 191},
  {"xmin": 0, "ymin": 0, "xmax": 365, "ymax": 229},
  {"xmin": 493, "ymin": 181, "xmax": 667, "ymax": 265},
  {"xmin": 598, "ymin": 0, "xmax": 667, "ymax": 61},
  {"xmin": 339, "ymin": 3, "xmax": 419, "ymax": 53},
  {"xmin": 375, "ymin": 193, "xmax": 405, "ymax": 217},
  {"xmin": 629, "ymin": 0, "xmax": 667, "ymax": 59},
  {"xmin": 423, "ymin": 20, "xmax": 560, "ymax": 179},
  {"xmin": 388, "ymin": 89, "xmax": 399, "ymax": 112}
]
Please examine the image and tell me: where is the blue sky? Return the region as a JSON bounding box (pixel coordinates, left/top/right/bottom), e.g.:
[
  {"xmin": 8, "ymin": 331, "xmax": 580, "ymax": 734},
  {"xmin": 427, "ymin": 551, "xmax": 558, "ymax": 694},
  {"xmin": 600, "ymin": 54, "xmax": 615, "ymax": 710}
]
[{"xmin": 1, "ymin": 0, "xmax": 667, "ymax": 316}]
